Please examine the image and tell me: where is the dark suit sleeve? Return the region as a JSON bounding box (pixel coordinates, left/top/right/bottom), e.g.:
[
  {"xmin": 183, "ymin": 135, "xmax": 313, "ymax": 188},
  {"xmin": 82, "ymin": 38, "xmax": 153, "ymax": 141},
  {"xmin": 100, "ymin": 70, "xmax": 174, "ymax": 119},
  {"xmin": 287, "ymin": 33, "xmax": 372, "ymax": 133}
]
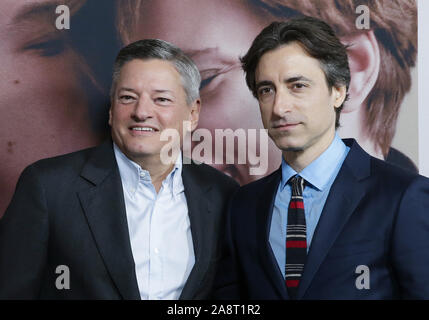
[
  {"xmin": 391, "ymin": 175, "xmax": 429, "ymax": 299},
  {"xmin": 212, "ymin": 192, "xmax": 243, "ymax": 299},
  {"xmin": 0, "ymin": 164, "xmax": 49, "ymax": 299}
]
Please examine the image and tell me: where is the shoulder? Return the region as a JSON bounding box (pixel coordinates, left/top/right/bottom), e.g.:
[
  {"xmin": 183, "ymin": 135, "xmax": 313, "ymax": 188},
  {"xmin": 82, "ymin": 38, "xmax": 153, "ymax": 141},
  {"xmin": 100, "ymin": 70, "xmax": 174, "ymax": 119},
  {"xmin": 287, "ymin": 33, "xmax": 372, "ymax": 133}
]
[
  {"xmin": 385, "ymin": 147, "xmax": 418, "ymax": 174},
  {"xmin": 20, "ymin": 145, "xmax": 98, "ymax": 182},
  {"xmin": 350, "ymin": 153, "xmax": 429, "ymax": 210},
  {"xmin": 8, "ymin": 145, "xmax": 102, "ymax": 212},
  {"xmin": 376, "ymin": 158, "xmax": 429, "ymax": 201},
  {"xmin": 369, "ymin": 155, "xmax": 424, "ymax": 187},
  {"xmin": 345, "ymin": 138, "xmax": 425, "ymax": 193}
]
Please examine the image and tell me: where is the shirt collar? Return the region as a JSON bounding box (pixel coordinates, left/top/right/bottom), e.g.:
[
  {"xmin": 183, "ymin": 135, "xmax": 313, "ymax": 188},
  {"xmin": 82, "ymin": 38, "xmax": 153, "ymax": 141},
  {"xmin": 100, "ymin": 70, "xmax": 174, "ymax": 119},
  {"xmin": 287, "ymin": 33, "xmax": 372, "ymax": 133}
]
[
  {"xmin": 113, "ymin": 143, "xmax": 184, "ymax": 197},
  {"xmin": 169, "ymin": 152, "xmax": 185, "ymax": 196},
  {"xmin": 280, "ymin": 133, "xmax": 348, "ymax": 191}
]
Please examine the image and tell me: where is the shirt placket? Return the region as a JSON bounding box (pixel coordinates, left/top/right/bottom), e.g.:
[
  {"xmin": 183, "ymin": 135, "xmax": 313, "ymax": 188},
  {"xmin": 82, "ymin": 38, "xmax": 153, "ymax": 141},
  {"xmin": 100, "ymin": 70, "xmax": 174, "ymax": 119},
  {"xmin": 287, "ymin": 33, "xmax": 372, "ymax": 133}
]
[{"xmin": 144, "ymin": 169, "xmax": 164, "ymax": 300}]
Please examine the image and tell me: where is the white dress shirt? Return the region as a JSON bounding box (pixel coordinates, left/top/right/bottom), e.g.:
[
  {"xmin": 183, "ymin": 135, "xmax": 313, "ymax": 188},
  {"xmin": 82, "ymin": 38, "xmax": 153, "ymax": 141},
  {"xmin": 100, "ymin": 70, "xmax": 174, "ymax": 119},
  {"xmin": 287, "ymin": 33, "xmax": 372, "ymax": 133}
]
[{"xmin": 113, "ymin": 143, "xmax": 195, "ymax": 300}]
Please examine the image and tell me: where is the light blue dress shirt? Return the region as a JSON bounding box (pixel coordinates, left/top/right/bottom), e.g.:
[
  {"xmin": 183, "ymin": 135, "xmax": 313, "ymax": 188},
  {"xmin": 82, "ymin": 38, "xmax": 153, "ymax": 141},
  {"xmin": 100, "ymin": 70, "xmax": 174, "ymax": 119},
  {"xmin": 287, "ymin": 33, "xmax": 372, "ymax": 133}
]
[{"xmin": 269, "ymin": 134, "xmax": 350, "ymax": 278}]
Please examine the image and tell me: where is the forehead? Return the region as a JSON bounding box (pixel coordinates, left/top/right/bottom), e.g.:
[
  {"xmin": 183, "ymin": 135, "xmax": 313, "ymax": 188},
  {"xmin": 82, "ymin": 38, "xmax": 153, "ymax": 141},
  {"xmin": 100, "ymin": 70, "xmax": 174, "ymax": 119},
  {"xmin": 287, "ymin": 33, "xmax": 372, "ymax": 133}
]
[
  {"xmin": 255, "ymin": 42, "xmax": 324, "ymax": 81},
  {"xmin": 118, "ymin": 58, "xmax": 182, "ymax": 85},
  {"xmin": 116, "ymin": 58, "xmax": 188, "ymax": 99}
]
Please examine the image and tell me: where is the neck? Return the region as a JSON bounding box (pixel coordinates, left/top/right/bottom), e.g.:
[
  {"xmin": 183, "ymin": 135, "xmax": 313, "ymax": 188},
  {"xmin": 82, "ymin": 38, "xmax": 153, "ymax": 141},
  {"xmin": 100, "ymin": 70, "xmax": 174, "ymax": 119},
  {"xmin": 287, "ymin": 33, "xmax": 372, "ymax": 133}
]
[
  {"xmin": 282, "ymin": 129, "xmax": 335, "ymax": 173},
  {"xmin": 338, "ymin": 107, "xmax": 384, "ymax": 160},
  {"xmin": 134, "ymin": 154, "xmax": 177, "ymax": 193}
]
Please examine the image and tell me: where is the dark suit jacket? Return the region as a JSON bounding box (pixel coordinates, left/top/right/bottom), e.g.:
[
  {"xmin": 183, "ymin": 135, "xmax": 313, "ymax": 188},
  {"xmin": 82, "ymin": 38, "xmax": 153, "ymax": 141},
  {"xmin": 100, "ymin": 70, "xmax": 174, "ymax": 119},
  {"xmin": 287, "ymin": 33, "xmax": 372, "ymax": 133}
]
[
  {"xmin": 0, "ymin": 140, "xmax": 239, "ymax": 299},
  {"xmin": 214, "ymin": 139, "xmax": 429, "ymax": 299}
]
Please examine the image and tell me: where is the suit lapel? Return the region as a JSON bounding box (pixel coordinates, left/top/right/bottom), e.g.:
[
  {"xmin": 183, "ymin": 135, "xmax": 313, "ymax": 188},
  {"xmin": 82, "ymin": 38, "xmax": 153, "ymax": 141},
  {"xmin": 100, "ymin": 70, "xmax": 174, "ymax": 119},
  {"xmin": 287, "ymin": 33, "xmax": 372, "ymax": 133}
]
[
  {"xmin": 78, "ymin": 140, "xmax": 141, "ymax": 300},
  {"xmin": 297, "ymin": 139, "xmax": 370, "ymax": 299},
  {"xmin": 179, "ymin": 160, "xmax": 212, "ymax": 300},
  {"xmin": 256, "ymin": 169, "xmax": 289, "ymax": 299}
]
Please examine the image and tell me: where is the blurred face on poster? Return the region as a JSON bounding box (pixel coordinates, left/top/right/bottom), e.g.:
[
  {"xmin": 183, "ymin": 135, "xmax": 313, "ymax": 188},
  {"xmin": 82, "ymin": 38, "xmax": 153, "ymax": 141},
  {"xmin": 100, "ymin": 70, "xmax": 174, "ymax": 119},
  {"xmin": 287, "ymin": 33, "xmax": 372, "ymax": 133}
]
[
  {"xmin": 0, "ymin": 0, "xmax": 100, "ymax": 213},
  {"xmin": 118, "ymin": 0, "xmax": 418, "ymax": 184}
]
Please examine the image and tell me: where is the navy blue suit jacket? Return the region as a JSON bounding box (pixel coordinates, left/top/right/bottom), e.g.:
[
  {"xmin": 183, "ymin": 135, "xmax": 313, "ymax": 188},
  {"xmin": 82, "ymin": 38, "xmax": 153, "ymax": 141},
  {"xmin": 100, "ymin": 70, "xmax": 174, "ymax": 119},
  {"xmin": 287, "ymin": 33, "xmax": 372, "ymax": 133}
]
[{"xmin": 214, "ymin": 139, "xmax": 429, "ymax": 299}]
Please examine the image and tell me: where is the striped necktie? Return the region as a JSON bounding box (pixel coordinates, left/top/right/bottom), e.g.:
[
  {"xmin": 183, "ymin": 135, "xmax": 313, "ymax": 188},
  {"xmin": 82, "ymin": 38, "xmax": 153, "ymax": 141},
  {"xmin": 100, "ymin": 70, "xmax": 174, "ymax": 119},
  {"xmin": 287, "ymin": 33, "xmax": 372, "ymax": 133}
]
[{"xmin": 285, "ymin": 175, "xmax": 307, "ymax": 299}]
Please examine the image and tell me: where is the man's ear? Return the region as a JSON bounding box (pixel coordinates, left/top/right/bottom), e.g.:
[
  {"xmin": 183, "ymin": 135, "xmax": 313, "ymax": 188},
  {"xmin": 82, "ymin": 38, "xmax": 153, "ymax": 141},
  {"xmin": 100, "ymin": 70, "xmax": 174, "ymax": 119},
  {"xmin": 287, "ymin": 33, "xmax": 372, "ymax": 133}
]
[
  {"xmin": 189, "ymin": 98, "xmax": 201, "ymax": 131},
  {"xmin": 108, "ymin": 105, "xmax": 113, "ymax": 126},
  {"xmin": 341, "ymin": 30, "xmax": 380, "ymax": 113},
  {"xmin": 333, "ymin": 85, "xmax": 347, "ymax": 109}
]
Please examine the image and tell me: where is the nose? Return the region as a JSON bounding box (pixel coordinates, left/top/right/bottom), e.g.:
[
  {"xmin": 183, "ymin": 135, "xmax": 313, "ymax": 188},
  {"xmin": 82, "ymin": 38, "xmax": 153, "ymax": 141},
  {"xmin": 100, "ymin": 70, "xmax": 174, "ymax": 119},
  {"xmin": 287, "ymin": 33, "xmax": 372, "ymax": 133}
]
[
  {"xmin": 272, "ymin": 88, "xmax": 293, "ymax": 118},
  {"xmin": 132, "ymin": 95, "xmax": 153, "ymax": 121}
]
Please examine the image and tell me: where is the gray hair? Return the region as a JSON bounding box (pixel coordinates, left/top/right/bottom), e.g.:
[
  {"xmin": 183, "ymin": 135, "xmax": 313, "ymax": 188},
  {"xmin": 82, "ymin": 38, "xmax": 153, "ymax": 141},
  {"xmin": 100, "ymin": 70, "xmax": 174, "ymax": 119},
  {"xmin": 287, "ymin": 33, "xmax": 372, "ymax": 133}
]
[{"xmin": 110, "ymin": 39, "xmax": 201, "ymax": 105}]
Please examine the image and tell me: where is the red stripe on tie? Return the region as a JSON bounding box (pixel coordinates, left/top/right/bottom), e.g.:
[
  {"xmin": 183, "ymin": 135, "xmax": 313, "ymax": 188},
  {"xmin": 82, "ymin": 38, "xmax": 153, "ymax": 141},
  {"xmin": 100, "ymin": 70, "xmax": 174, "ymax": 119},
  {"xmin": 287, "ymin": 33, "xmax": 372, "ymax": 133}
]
[
  {"xmin": 286, "ymin": 241, "xmax": 307, "ymax": 248},
  {"xmin": 286, "ymin": 280, "xmax": 300, "ymax": 287},
  {"xmin": 289, "ymin": 201, "xmax": 304, "ymax": 209}
]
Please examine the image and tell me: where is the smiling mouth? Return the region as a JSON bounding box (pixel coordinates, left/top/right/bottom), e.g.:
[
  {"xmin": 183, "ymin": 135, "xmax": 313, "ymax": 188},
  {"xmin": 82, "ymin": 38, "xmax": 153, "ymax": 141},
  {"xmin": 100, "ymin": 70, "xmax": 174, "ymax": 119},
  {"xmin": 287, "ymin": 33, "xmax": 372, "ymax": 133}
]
[{"xmin": 130, "ymin": 126, "xmax": 159, "ymax": 133}]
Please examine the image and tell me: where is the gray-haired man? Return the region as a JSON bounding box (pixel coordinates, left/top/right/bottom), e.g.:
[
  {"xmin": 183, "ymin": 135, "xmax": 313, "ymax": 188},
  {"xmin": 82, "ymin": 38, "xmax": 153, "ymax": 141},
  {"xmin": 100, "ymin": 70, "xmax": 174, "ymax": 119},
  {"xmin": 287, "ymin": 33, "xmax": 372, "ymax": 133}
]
[{"xmin": 0, "ymin": 39, "xmax": 238, "ymax": 299}]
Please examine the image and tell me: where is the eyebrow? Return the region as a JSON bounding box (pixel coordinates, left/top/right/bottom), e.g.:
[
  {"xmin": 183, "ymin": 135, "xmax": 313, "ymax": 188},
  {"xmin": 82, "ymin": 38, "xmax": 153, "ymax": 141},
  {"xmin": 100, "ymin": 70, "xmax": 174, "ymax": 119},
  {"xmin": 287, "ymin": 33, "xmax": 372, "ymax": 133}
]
[
  {"xmin": 118, "ymin": 87, "xmax": 139, "ymax": 94},
  {"xmin": 9, "ymin": 1, "xmax": 59, "ymax": 26},
  {"xmin": 9, "ymin": 0, "xmax": 81, "ymax": 27},
  {"xmin": 255, "ymin": 80, "xmax": 274, "ymax": 91},
  {"xmin": 185, "ymin": 48, "xmax": 215, "ymax": 57},
  {"xmin": 285, "ymin": 76, "xmax": 313, "ymax": 84},
  {"xmin": 154, "ymin": 89, "xmax": 174, "ymax": 95},
  {"xmin": 255, "ymin": 76, "xmax": 313, "ymax": 90},
  {"xmin": 118, "ymin": 88, "xmax": 174, "ymax": 94},
  {"xmin": 185, "ymin": 47, "xmax": 238, "ymax": 67}
]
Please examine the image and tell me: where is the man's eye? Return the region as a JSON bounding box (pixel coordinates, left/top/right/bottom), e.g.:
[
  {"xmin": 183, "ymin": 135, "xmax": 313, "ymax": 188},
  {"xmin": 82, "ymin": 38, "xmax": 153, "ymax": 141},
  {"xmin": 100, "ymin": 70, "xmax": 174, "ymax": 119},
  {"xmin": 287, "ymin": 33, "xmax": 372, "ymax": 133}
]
[
  {"xmin": 200, "ymin": 74, "xmax": 218, "ymax": 90},
  {"xmin": 22, "ymin": 38, "xmax": 66, "ymax": 57},
  {"xmin": 292, "ymin": 83, "xmax": 307, "ymax": 90},
  {"xmin": 155, "ymin": 97, "xmax": 171, "ymax": 104},
  {"xmin": 199, "ymin": 68, "xmax": 222, "ymax": 90},
  {"xmin": 258, "ymin": 87, "xmax": 273, "ymax": 96},
  {"xmin": 119, "ymin": 95, "xmax": 135, "ymax": 102}
]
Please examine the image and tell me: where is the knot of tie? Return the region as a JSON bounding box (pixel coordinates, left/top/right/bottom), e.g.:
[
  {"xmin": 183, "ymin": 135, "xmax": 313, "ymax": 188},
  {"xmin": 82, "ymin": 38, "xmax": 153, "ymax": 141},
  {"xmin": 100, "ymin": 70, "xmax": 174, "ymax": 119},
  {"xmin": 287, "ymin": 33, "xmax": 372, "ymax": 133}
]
[{"xmin": 289, "ymin": 175, "xmax": 305, "ymax": 197}]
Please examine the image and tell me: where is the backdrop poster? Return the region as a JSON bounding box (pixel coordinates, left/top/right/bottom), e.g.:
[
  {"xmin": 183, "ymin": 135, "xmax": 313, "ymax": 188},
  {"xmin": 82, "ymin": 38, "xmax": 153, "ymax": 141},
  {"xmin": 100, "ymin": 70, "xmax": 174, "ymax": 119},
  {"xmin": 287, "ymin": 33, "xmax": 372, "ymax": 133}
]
[{"xmin": 0, "ymin": 0, "xmax": 420, "ymax": 216}]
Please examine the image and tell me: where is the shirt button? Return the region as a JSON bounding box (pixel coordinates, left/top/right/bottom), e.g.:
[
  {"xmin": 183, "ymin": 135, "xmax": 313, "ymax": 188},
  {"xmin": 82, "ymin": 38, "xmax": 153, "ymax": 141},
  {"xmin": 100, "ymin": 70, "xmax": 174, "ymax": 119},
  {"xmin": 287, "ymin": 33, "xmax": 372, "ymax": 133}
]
[{"xmin": 154, "ymin": 248, "xmax": 159, "ymax": 254}]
